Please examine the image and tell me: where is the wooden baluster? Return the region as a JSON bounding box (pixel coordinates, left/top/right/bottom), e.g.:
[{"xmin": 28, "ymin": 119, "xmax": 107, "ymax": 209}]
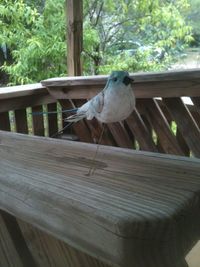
[
  {"xmin": 163, "ymin": 97, "xmax": 200, "ymax": 157},
  {"xmin": 0, "ymin": 112, "xmax": 10, "ymax": 131},
  {"xmin": 15, "ymin": 109, "xmax": 28, "ymax": 134},
  {"xmin": 59, "ymin": 99, "xmax": 93, "ymax": 143},
  {"xmin": 18, "ymin": 220, "xmax": 109, "ymax": 267},
  {"xmin": 32, "ymin": 106, "xmax": 45, "ymax": 136},
  {"xmin": 190, "ymin": 97, "xmax": 200, "ymax": 128},
  {"xmin": 107, "ymin": 122, "xmax": 133, "ymax": 148},
  {"xmin": 176, "ymin": 129, "xmax": 190, "ymax": 157},
  {"xmin": 0, "ymin": 211, "xmax": 36, "ymax": 267},
  {"xmin": 85, "ymin": 119, "xmax": 115, "ymax": 146},
  {"xmin": 47, "ymin": 103, "xmax": 58, "ymax": 137},
  {"xmin": 143, "ymin": 99, "xmax": 184, "ymax": 155},
  {"xmin": 0, "ymin": 211, "xmax": 23, "ymax": 267},
  {"xmin": 125, "ymin": 109, "xmax": 157, "ymax": 152}
]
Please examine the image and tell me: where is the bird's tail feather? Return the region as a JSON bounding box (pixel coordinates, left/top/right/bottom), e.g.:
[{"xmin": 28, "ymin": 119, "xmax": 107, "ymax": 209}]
[
  {"xmin": 31, "ymin": 108, "xmax": 78, "ymax": 116},
  {"xmin": 65, "ymin": 112, "xmax": 86, "ymax": 123}
]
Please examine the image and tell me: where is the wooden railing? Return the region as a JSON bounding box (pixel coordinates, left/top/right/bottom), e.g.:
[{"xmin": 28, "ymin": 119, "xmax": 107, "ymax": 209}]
[
  {"xmin": 1, "ymin": 68, "xmax": 200, "ymax": 157},
  {"xmin": 1, "ymin": 68, "xmax": 200, "ymax": 267}
]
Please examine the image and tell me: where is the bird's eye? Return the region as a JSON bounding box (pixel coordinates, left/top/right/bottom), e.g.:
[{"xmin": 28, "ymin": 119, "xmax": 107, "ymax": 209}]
[
  {"xmin": 123, "ymin": 76, "xmax": 134, "ymax": 85},
  {"xmin": 113, "ymin": 77, "xmax": 117, "ymax": 82}
]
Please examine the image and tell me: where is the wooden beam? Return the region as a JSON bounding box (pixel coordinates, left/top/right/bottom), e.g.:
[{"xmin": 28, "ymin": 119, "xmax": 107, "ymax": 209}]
[
  {"xmin": 0, "ymin": 93, "xmax": 55, "ymax": 113},
  {"xmin": 0, "ymin": 131, "xmax": 200, "ymax": 266},
  {"xmin": 0, "ymin": 211, "xmax": 36, "ymax": 267},
  {"xmin": 66, "ymin": 0, "xmax": 83, "ymax": 75},
  {"xmin": 0, "ymin": 211, "xmax": 23, "ymax": 267},
  {"xmin": 163, "ymin": 97, "xmax": 200, "ymax": 157}
]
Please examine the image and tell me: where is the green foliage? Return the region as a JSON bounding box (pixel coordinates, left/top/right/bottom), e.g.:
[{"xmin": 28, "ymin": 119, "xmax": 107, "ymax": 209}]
[
  {"xmin": 0, "ymin": 0, "xmax": 66, "ymax": 84},
  {"xmin": 83, "ymin": 0, "xmax": 193, "ymax": 74},
  {"xmin": 0, "ymin": 0, "xmax": 193, "ymax": 84},
  {"xmin": 187, "ymin": 0, "xmax": 200, "ymax": 45}
]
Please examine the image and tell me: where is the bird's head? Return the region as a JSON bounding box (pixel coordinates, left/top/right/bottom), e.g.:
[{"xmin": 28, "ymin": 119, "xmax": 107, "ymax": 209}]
[{"xmin": 109, "ymin": 71, "xmax": 134, "ymax": 86}]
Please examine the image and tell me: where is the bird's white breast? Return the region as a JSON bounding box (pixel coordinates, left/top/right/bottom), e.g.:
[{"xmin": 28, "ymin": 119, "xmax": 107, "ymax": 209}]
[{"xmin": 96, "ymin": 84, "xmax": 135, "ymax": 123}]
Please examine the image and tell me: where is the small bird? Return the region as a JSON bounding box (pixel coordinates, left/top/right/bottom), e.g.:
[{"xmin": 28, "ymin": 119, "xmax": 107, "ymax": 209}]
[{"xmin": 65, "ymin": 71, "xmax": 135, "ymax": 124}]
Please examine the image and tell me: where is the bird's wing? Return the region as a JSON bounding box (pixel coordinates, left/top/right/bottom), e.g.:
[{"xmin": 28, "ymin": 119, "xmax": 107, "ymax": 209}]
[{"xmin": 90, "ymin": 91, "xmax": 104, "ymax": 114}]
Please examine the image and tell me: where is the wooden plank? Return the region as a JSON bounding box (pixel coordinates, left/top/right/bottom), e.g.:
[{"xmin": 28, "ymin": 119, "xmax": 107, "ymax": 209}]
[
  {"xmin": 0, "ymin": 83, "xmax": 46, "ymax": 99},
  {"xmin": 0, "ymin": 69, "xmax": 199, "ymax": 104},
  {"xmin": 176, "ymin": 129, "xmax": 190, "ymax": 157},
  {"xmin": 1, "ymin": 131, "xmax": 200, "ymax": 266},
  {"xmin": 142, "ymin": 99, "xmax": 184, "ymax": 155},
  {"xmin": 191, "ymin": 97, "xmax": 200, "ymax": 128},
  {"xmin": 0, "ymin": 212, "xmax": 23, "ymax": 267},
  {"xmin": 18, "ymin": 219, "xmax": 109, "ymax": 267},
  {"xmin": 1, "ymin": 211, "xmax": 36, "ymax": 267},
  {"xmin": 46, "ymin": 79, "xmax": 200, "ymax": 100},
  {"xmin": 15, "ymin": 109, "xmax": 28, "ymax": 134},
  {"xmin": 42, "ymin": 69, "xmax": 200, "ymax": 99},
  {"xmin": 0, "ymin": 112, "xmax": 10, "ymax": 131},
  {"xmin": 32, "ymin": 106, "xmax": 45, "ymax": 136},
  {"xmin": 42, "ymin": 68, "xmax": 200, "ymax": 85},
  {"xmin": 107, "ymin": 122, "xmax": 133, "ymax": 148},
  {"xmin": 163, "ymin": 98, "xmax": 200, "ymax": 157},
  {"xmin": 66, "ymin": 0, "xmax": 83, "ymax": 76},
  {"xmin": 59, "ymin": 99, "xmax": 93, "ymax": 143},
  {"xmin": 85, "ymin": 119, "xmax": 115, "ymax": 146},
  {"xmin": 47, "ymin": 103, "xmax": 58, "ymax": 137},
  {"xmin": 0, "ymin": 93, "xmax": 55, "ymax": 113},
  {"xmin": 125, "ymin": 110, "xmax": 157, "ymax": 152}
]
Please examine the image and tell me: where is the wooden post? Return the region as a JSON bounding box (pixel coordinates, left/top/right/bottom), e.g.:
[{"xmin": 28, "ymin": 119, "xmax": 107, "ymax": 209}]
[{"xmin": 66, "ymin": 0, "xmax": 83, "ymax": 76}]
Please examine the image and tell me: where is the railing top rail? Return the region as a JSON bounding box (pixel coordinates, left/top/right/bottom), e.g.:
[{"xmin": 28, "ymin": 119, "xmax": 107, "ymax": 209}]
[
  {"xmin": 41, "ymin": 68, "xmax": 200, "ymax": 87},
  {"xmin": 42, "ymin": 69, "xmax": 200, "ymax": 99},
  {"xmin": 0, "ymin": 83, "xmax": 46, "ymax": 100},
  {"xmin": 0, "ymin": 69, "xmax": 200, "ymax": 102}
]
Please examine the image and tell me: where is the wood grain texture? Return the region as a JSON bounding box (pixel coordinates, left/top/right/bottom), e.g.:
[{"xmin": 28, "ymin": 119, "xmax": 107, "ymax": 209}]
[
  {"xmin": 18, "ymin": 219, "xmax": 110, "ymax": 267},
  {"xmin": 1, "ymin": 211, "xmax": 36, "ymax": 267},
  {"xmin": 125, "ymin": 110, "xmax": 157, "ymax": 152},
  {"xmin": 66, "ymin": 0, "xmax": 83, "ymax": 76},
  {"xmin": 0, "ymin": 93, "xmax": 55, "ymax": 113},
  {"xmin": 107, "ymin": 122, "xmax": 133, "ymax": 148},
  {"xmin": 0, "ymin": 131, "xmax": 200, "ymax": 267},
  {"xmin": 0, "ymin": 212, "xmax": 23, "ymax": 267},
  {"xmin": 0, "ymin": 83, "xmax": 45, "ymax": 99},
  {"xmin": 163, "ymin": 98, "xmax": 200, "ymax": 157},
  {"xmin": 142, "ymin": 99, "xmax": 184, "ymax": 155},
  {"xmin": 43, "ymin": 69, "xmax": 200, "ymax": 99},
  {"xmin": 59, "ymin": 99, "xmax": 94, "ymax": 143},
  {"xmin": 85, "ymin": 119, "xmax": 115, "ymax": 146}
]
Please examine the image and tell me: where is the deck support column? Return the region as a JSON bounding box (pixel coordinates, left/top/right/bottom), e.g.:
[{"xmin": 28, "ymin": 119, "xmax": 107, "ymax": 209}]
[{"xmin": 66, "ymin": 0, "xmax": 83, "ymax": 76}]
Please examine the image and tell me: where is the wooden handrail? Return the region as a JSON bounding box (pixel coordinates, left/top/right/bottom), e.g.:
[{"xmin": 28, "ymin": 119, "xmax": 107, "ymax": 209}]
[
  {"xmin": 0, "ymin": 83, "xmax": 46, "ymax": 99},
  {"xmin": 42, "ymin": 68, "xmax": 200, "ymax": 99},
  {"xmin": 1, "ymin": 131, "xmax": 200, "ymax": 267},
  {"xmin": 0, "ymin": 69, "xmax": 200, "ymax": 104},
  {"xmin": 0, "ymin": 83, "xmax": 55, "ymax": 112}
]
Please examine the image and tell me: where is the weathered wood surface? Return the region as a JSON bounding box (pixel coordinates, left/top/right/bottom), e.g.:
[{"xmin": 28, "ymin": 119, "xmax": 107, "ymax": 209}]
[
  {"xmin": 0, "ymin": 92, "xmax": 55, "ymax": 113},
  {"xmin": 18, "ymin": 219, "xmax": 110, "ymax": 267},
  {"xmin": 163, "ymin": 98, "xmax": 200, "ymax": 157},
  {"xmin": 1, "ymin": 211, "xmax": 36, "ymax": 267},
  {"xmin": 0, "ymin": 131, "xmax": 200, "ymax": 267},
  {"xmin": 66, "ymin": 0, "xmax": 83, "ymax": 76},
  {"xmin": 42, "ymin": 69, "xmax": 200, "ymax": 99},
  {"xmin": 0, "ymin": 212, "xmax": 23, "ymax": 267},
  {"xmin": 0, "ymin": 83, "xmax": 45, "ymax": 99}
]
